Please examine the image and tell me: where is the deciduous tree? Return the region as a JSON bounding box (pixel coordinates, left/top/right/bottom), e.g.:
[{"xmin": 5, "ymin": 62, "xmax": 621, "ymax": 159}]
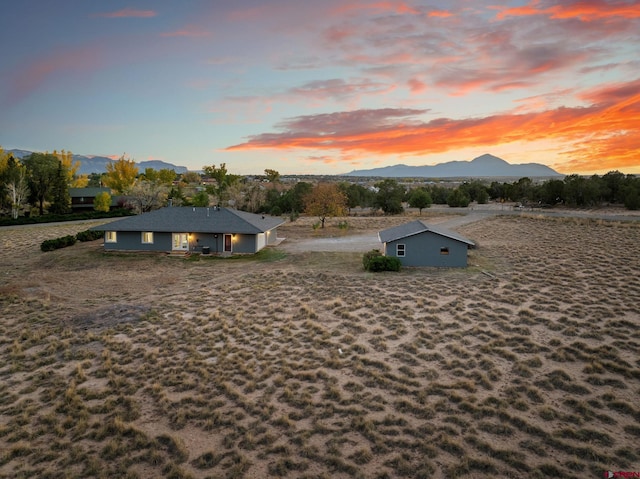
[
  {"xmin": 374, "ymin": 179, "xmax": 405, "ymax": 214},
  {"xmin": 126, "ymin": 180, "xmax": 168, "ymax": 213},
  {"xmin": 23, "ymin": 152, "xmax": 60, "ymax": 215},
  {"xmin": 3, "ymin": 156, "xmax": 29, "ymax": 218},
  {"xmin": 94, "ymin": 191, "xmax": 111, "ymax": 212},
  {"xmin": 304, "ymin": 183, "xmax": 347, "ymax": 228},
  {"xmin": 264, "ymin": 168, "xmax": 280, "ymax": 183},
  {"xmin": 104, "ymin": 155, "xmax": 138, "ymax": 194},
  {"xmin": 408, "ymin": 188, "xmax": 432, "ymax": 214}
]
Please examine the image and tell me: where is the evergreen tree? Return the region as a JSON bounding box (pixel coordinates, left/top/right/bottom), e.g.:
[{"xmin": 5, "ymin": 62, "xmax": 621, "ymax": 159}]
[{"xmin": 49, "ymin": 160, "xmax": 71, "ymax": 214}]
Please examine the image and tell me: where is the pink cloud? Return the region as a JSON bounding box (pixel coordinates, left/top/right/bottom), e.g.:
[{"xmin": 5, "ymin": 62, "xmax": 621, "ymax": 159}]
[
  {"xmin": 94, "ymin": 8, "xmax": 157, "ymax": 18},
  {"xmin": 161, "ymin": 25, "xmax": 211, "ymax": 37},
  {"xmin": 3, "ymin": 44, "xmax": 105, "ymax": 108},
  {"xmin": 226, "ymin": 79, "xmax": 640, "ymax": 174},
  {"xmin": 288, "ymin": 78, "xmax": 392, "ymax": 102},
  {"xmin": 407, "ymin": 78, "xmax": 427, "ymax": 94}
]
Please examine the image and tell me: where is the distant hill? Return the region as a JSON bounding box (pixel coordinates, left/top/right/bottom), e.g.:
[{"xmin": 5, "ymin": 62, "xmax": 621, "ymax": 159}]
[
  {"xmin": 344, "ymin": 154, "xmax": 562, "ymax": 178},
  {"xmin": 7, "ymin": 149, "xmax": 189, "ymax": 175}
]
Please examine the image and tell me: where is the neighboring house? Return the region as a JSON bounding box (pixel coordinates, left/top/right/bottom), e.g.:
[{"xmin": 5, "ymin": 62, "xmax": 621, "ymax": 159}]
[
  {"xmin": 69, "ymin": 187, "xmax": 119, "ymax": 212},
  {"xmin": 89, "ymin": 206, "xmax": 284, "ymax": 254},
  {"xmin": 378, "ymin": 220, "xmax": 475, "ymax": 267}
]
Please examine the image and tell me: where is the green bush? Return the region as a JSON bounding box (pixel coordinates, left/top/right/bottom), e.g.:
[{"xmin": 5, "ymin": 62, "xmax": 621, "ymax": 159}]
[
  {"xmin": 363, "ymin": 249, "xmax": 401, "ymax": 272},
  {"xmin": 76, "ymin": 229, "xmax": 105, "ymax": 242},
  {"xmin": 41, "ymin": 235, "xmax": 77, "ymax": 252}
]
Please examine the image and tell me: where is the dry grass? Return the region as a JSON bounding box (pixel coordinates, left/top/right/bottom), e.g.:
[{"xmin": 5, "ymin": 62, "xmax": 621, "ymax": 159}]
[{"xmin": 1, "ymin": 213, "xmax": 639, "ymax": 478}]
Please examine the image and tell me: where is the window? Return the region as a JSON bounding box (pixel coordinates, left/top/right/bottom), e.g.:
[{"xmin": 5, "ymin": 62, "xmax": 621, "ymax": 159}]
[
  {"xmin": 440, "ymin": 247, "xmax": 449, "ymax": 255},
  {"xmin": 142, "ymin": 232, "xmax": 154, "ymax": 244},
  {"xmin": 397, "ymin": 244, "xmax": 405, "ymax": 257},
  {"xmin": 105, "ymin": 231, "xmax": 117, "ymax": 243}
]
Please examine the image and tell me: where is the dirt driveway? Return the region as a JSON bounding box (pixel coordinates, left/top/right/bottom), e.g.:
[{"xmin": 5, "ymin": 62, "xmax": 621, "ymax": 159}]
[{"xmin": 277, "ymin": 210, "xmax": 491, "ymax": 253}]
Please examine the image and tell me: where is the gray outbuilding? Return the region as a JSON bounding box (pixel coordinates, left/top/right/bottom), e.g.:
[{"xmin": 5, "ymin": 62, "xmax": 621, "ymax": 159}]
[
  {"xmin": 89, "ymin": 206, "xmax": 284, "ymax": 255},
  {"xmin": 378, "ymin": 220, "xmax": 475, "ymax": 267}
]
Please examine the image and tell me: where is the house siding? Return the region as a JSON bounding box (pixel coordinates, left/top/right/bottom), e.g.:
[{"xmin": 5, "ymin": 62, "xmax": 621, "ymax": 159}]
[
  {"xmin": 103, "ymin": 231, "xmax": 266, "ymax": 254},
  {"xmin": 386, "ymin": 231, "xmax": 469, "ymax": 267},
  {"xmin": 104, "ymin": 231, "xmax": 173, "ymax": 252}
]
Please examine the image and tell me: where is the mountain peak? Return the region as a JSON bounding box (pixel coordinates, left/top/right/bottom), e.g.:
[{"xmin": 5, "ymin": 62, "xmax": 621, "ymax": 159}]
[
  {"xmin": 344, "ymin": 154, "xmax": 562, "ymax": 178},
  {"xmin": 471, "ymin": 153, "xmax": 508, "ymax": 165}
]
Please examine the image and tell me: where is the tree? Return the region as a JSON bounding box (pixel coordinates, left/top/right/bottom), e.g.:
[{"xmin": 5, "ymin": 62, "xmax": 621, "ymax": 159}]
[
  {"xmin": 623, "ymin": 177, "xmax": 640, "ymax": 210},
  {"xmin": 191, "ymin": 190, "xmax": 210, "ymax": 207},
  {"xmin": 142, "ymin": 168, "xmax": 177, "ymax": 185},
  {"xmin": 94, "ymin": 191, "xmax": 111, "ymax": 212},
  {"xmin": 304, "ymin": 183, "xmax": 347, "ymax": 228},
  {"xmin": 374, "ymin": 179, "xmax": 405, "ymax": 214},
  {"xmin": 288, "ymin": 182, "xmax": 313, "ymax": 214},
  {"xmin": 3, "ymin": 156, "xmax": 29, "ymax": 218},
  {"xmin": 49, "ymin": 160, "xmax": 71, "ymax": 214},
  {"xmin": 126, "ymin": 180, "xmax": 168, "ymax": 213},
  {"xmin": 23, "ymin": 152, "xmax": 60, "ymax": 215},
  {"xmin": 538, "ymin": 179, "xmax": 564, "ymax": 205},
  {"xmin": 264, "ymin": 168, "xmax": 280, "ymax": 183},
  {"xmin": 52, "ymin": 149, "xmax": 83, "ymax": 187},
  {"xmin": 447, "ymin": 188, "xmax": 470, "ymax": 207},
  {"xmin": 407, "ymin": 188, "xmax": 432, "ymax": 214},
  {"xmin": 104, "ymin": 155, "xmax": 138, "ymax": 194},
  {"xmin": 203, "ymin": 163, "xmax": 242, "ymax": 205},
  {"xmin": 339, "ymin": 182, "xmax": 375, "ymax": 213},
  {"xmin": 180, "ymin": 171, "xmax": 201, "ymax": 185}
]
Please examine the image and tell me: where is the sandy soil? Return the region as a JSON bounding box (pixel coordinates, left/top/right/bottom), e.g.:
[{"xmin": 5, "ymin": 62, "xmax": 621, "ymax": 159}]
[{"xmin": 1, "ymin": 209, "xmax": 639, "ymax": 478}]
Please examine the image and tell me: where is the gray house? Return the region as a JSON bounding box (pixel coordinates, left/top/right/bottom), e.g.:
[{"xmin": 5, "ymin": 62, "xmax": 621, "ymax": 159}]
[
  {"xmin": 90, "ymin": 206, "xmax": 284, "ymax": 254},
  {"xmin": 378, "ymin": 220, "xmax": 475, "ymax": 267}
]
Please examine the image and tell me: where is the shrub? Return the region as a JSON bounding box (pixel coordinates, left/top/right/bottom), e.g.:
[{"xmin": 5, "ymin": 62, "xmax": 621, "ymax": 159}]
[
  {"xmin": 41, "ymin": 235, "xmax": 77, "ymax": 252},
  {"xmin": 76, "ymin": 229, "xmax": 104, "ymax": 242},
  {"xmin": 363, "ymin": 249, "xmax": 401, "ymax": 272}
]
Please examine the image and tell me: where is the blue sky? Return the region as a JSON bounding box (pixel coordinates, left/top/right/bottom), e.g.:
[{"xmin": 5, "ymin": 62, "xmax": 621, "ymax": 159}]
[{"xmin": 1, "ymin": 0, "xmax": 639, "ymax": 175}]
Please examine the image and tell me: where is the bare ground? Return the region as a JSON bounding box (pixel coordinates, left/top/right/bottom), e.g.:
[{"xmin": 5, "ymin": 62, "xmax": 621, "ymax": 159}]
[{"xmin": 1, "ymin": 210, "xmax": 639, "ymax": 478}]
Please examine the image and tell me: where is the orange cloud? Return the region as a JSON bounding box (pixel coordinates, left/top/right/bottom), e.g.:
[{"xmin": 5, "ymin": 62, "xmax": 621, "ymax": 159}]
[
  {"xmin": 428, "ymin": 9, "xmax": 453, "ymax": 18},
  {"xmin": 497, "ymin": 1, "xmax": 640, "ymax": 21},
  {"xmin": 94, "ymin": 8, "xmax": 157, "ymax": 18},
  {"xmin": 226, "ymin": 79, "xmax": 640, "ymax": 174}
]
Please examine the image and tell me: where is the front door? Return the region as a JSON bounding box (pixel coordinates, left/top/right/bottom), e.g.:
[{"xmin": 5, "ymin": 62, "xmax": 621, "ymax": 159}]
[
  {"xmin": 172, "ymin": 233, "xmax": 189, "ymax": 251},
  {"xmin": 224, "ymin": 234, "xmax": 232, "ymax": 253}
]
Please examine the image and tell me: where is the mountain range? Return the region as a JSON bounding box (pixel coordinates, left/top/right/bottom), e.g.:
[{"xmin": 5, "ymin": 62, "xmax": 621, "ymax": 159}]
[
  {"xmin": 7, "ymin": 149, "xmax": 189, "ymax": 175},
  {"xmin": 344, "ymin": 154, "xmax": 562, "ymax": 178}
]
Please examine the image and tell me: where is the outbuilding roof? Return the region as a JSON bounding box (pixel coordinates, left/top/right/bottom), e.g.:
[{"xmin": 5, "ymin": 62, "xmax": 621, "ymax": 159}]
[
  {"xmin": 378, "ymin": 220, "xmax": 475, "ymax": 246},
  {"xmin": 90, "ymin": 206, "xmax": 284, "ymax": 234}
]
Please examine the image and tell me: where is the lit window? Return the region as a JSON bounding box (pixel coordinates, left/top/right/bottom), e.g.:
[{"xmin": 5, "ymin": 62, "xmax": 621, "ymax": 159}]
[
  {"xmin": 440, "ymin": 247, "xmax": 449, "ymax": 255},
  {"xmin": 105, "ymin": 231, "xmax": 117, "ymax": 243},
  {"xmin": 142, "ymin": 232, "xmax": 154, "ymax": 244},
  {"xmin": 397, "ymin": 244, "xmax": 405, "ymax": 257}
]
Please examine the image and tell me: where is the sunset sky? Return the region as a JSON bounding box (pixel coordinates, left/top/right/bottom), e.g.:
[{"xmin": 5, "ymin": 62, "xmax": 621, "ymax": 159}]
[{"xmin": 1, "ymin": 1, "xmax": 639, "ymax": 175}]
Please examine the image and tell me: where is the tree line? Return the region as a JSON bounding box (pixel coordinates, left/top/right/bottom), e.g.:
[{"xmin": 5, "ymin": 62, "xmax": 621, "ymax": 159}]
[{"xmin": 1, "ymin": 146, "xmax": 638, "ymax": 224}]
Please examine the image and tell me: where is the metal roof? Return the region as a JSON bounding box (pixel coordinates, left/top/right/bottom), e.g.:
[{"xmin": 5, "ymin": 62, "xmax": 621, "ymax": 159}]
[
  {"xmin": 90, "ymin": 206, "xmax": 284, "ymax": 234},
  {"xmin": 378, "ymin": 220, "xmax": 475, "ymax": 246}
]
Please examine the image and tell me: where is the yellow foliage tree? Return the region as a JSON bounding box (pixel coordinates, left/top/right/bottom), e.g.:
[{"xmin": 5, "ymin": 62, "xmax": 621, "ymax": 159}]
[
  {"xmin": 93, "ymin": 191, "xmax": 111, "ymax": 212},
  {"xmin": 304, "ymin": 183, "xmax": 347, "ymax": 228},
  {"xmin": 50, "ymin": 149, "xmax": 89, "ymax": 187},
  {"xmin": 103, "ymin": 155, "xmax": 139, "ymax": 194}
]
